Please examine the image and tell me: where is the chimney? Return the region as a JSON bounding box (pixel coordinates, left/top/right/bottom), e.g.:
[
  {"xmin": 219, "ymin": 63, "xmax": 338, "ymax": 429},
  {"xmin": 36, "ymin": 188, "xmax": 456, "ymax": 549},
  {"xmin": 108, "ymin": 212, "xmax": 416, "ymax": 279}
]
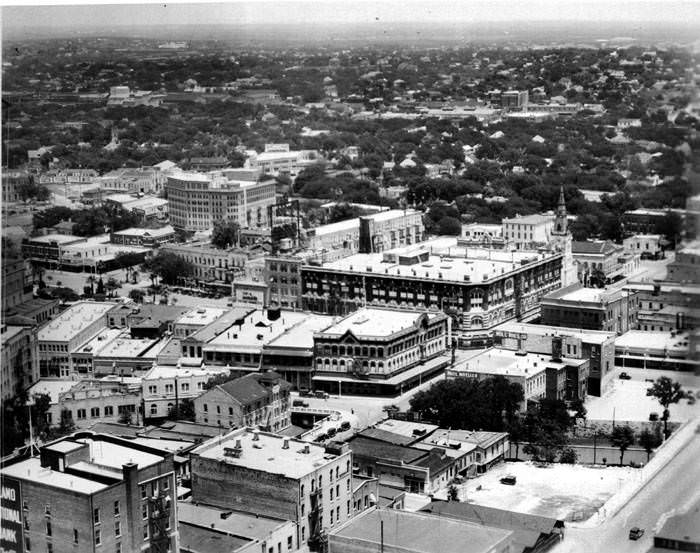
[
  {"xmin": 252, "ymin": 431, "xmax": 260, "ymax": 442},
  {"xmin": 122, "ymin": 463, "xmax": 139, "ymax": 552},
  {"xmin": 302, "ymin": 444, "xmax": 310, "ymax": 454},
  {"xmin": 282, "ymin": 438, "xmax": 290, "ymax": 449}
]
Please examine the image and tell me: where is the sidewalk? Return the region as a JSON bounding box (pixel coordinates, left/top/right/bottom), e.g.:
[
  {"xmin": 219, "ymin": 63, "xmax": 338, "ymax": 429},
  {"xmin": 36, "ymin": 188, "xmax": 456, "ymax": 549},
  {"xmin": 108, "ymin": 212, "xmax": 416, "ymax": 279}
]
[{"xmin": 571, "ymin": 416, "xmax": 698, "ymax": 528}]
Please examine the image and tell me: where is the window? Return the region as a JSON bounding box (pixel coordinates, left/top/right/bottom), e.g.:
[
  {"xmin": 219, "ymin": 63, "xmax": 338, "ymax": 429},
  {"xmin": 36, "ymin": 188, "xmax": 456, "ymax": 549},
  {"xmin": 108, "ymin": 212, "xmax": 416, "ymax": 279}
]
[
  {"xmin": 216, "ymin": 405, "xmax": 221, "ymax": 414},
  {"xmin": 203, "ymin": 404, "xmax": 208, "ymax": 412},
  {"xmin": 336, "ymin": 484, "xmax": 340, "ymax": 497},
  {"xmin": 142, "ymin": 504, "xmax": 148, "ymax": 520},
  {"xmin": 46, "ymin": 520, "xmax": 52, "ymax": 536},
  {"xmin": 287, "ymin": 536, "xmax": 293, "ymax": 550},
  {"xmin": 24, "ymin": 536, "xmax": 30, "ymax": 551},
  {"xmin": 116, "ymin": 543, "xmax": 121, "ymax": 553},
  {"xmin": 347, "ymin": 500, "xmax": 351, "ymax": 515},
  {"xmin": 148, "ymin": 385, "xmax": 157, "ymax": 394},
  {"xmin": 95, "ymin": 528, "xmax": 101, "ymax": 546},
  {"xmin": 165, "ymin": 384, "xmax": 174, "ymax": 394},
  {"xmin": 77, "ymin": 409, "xmax": 86, "ymax": 419},
  {"xmin": 163, "ymin": 477, "xmax": 169, "ymax": 491},
  {"xmin": 330, "ymin": 511, "xmax": 334, "ymax": 525},
  {"xmin": 336, "ymin": 506, "xmax": 340, "ymax": 521},
  {"xmin": 141, "ymin": 485, "xmax": 147, "ymax": 499},
  {"xmin": 47, "ymin": 543, "xmax": 52, "ymax": 553},
  {"xmin": 143, "ymin": 526, "xmax": 149, "ymax": 541},
  {"xmin": 330, "ymin": 488, "xmax": 333, "ymax": 500},
  {"xmin": 45, "ymin": 504, "xmax": 50, "ymax": 516},
  {"xmin": 302, "ymin": 527, "xmax": 305, "ymax": 541},
  {"xmin": 114, "ymin": 501, "xmax": 120, "ymax": 516},
  {"xmin": 150, "ymin": 404, "xmax": 157, "ymax": 415},
  {"xmin": 73, "ymin": 529, "xmax": 79, "ymax": 544},
  {"xmin": 94, "ymin": 508, "xmax": 100, "ymax": 524},
  {"xmin": 90, "ymin": 407, "xmax": 100, "ymax": 418},
  {"xmin": 105, "ymin": 406, "xmax": 114, "ymax": 417},
  {"xmin": 229, "ymin": 407, "xmax": 234, "ymax": 415},
  {"xmin": 115, "ymin": 521, "xmax": 121, "ymax": 537},
  {"xmin": 181, "ymin": 382, "xmax": 189, "ymax": 391}
]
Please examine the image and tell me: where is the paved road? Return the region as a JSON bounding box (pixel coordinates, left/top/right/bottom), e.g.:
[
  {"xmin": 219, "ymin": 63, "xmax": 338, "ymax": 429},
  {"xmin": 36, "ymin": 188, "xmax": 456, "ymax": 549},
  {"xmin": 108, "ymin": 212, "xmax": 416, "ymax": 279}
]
[{"xmin": 554, "ymin": 431, "xmax": 700, "ymax": 553}]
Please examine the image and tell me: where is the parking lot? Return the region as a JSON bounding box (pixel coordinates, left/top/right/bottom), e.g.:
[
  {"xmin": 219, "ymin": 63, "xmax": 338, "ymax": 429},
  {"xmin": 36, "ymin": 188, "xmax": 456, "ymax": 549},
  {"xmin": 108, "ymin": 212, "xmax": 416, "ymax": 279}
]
[{"xmin": 441, "ymin": 461, "xmax": 639, "ymax": 522}]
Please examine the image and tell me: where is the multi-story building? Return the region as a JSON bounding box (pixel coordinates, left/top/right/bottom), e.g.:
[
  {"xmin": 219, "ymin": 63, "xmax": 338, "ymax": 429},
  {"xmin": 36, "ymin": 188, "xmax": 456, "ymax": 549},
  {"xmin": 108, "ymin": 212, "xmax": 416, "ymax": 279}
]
[
  {"xmin": 1, "ymin": 433, "xmax": 179, "ymax": 553},
  {"xmin": 305, "ymin": 209, "xmax": 424, "ymax": 262},
  {"xmin": 2, "ymin": 169, "xmax": 31, "ymax": 205},
  {"xmin": 166, "ymin": 171, "xmax": 276, "ymax": 232},
  {"xmin": 246, "ymin": 144, "xmax": 321, "ymax": 178},
  {"xmin": 2, "ymin": 258, "xmax": 33, "ymax": 313},
  {"xmin": 300, "ymin": 238, "xmax": 564, "ymax": 341},
  {"xmin": 104, "ymin": 194, "xmax": 169, "ymax": 222},
  {"xmin": 650, "ymin": 496, "xmax": 700, "ymax": 552},
  {"xmin": 459, "ymin": 223, "xmax": 504, "ymax": 247},
  {"xmin": 97, "ymin": 168, "xmax": 161, "ymax": 194},
  {"xmin": 172, "ymin": 307, "xmax": 227, "ymax": 339},
  {"xmin": 193, "ymin": 372, "xmax": 291, "ymax": 432},
  {"xmin": 312, "ymin": 308, "xmax": 450, "ymax": 396},
  {"xmin": 622, "ymin": 234, "xmax": 664, "ymax": 259},
  {"xmin": 142, "ymin": 364, "xmax": 230, "ymax": 420},
  {"xmin": 1, "ymin": 324, "xmax": 38, "ymax": 401},
  {"xmin": 615, "ymin": 330, "xmax": 698, "ymax": 372},
  {"xmin": 666, "ymin": 242, "xmax": 700, "ymax": 283},
  {"xmin": 572, "ymin": 240, "xmax": 637, "ymax": 284},
  {"xmin": 541, "ymin": 284, "xmax": 638, "ymax": 335},
  {"xmin": 493, "ymin": 321, "xmax": 616, "ymax": 396},
  {"xmin": 265, "ymin": 253, "xmax": 311, "ymax": 309},
  {"xmin": 624, "ymin": 282, "xmax": 700, "ymax": 332},
  {"xmin": 449, "ymin": 347, "xmax": 589, "ymax": 405},
  {"xmin": 501, "ymin": 213, "xmax": 554, "ymax": 250},
  {"xmin": 47, "ymin": 378, "xmax": 142, "ymax": 429},
  {"xmin": 37, "ymin": 301, "xmax": 120, "ymax": 378},
  {"xmin": 189, "ymin": 428, "xmax": 353, "ymax": 550},
  {"xmin": 161, "ymin": 242, "xmax": 250, "ymax": 288},
  {"xmin": 21, "ymin": 234, "xmax": 86, "ymax": 263},
  {"xmin": 501, "ymin": 89, "xmax": 529, "ymax": 109}
]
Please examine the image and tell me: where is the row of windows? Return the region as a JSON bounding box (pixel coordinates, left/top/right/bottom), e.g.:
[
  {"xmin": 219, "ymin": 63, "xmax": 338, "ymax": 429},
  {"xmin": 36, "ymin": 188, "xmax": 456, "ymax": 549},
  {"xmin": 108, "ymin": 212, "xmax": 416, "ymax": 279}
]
[{"xmin": 67, "ymin": 404, "xmax": 135, "ymax": 420}]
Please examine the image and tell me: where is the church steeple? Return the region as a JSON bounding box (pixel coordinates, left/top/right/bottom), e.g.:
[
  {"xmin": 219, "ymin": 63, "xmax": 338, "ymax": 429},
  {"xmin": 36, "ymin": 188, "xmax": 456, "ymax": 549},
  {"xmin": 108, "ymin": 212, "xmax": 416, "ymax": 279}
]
[{"xmin": 554, "ymin": 186, "xmax": 567, "ymax": 235}]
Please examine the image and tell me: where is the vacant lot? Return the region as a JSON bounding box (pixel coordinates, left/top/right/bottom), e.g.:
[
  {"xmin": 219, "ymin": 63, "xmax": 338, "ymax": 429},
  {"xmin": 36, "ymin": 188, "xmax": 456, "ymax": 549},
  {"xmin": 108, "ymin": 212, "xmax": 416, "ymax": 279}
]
[{"xmin": 441, "ymin": 461, "xmax": 639, "ymax": 522}]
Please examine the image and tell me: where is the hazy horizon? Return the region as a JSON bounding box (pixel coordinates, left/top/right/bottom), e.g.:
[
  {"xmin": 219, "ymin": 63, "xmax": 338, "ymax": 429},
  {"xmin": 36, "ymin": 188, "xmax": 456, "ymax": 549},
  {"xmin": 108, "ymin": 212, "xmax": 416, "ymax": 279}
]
[{"xmin": 3, "ymin": 0, "xmax": 700, "ymax": 39}]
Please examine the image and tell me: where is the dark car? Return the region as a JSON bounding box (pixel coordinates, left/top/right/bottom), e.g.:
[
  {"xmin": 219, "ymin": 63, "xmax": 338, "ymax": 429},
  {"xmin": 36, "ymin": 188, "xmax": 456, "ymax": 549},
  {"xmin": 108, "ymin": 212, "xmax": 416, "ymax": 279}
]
[
  {"xmin": 382, "ymin": 404, "xmax": 400, "ymax": 412},
  {"xmin": 649, "ymin": 412, "xmax": 659, "ymax": 421},
  {"xmin": 292, "ymin": 399, "xmax": 309, "ymax": 408},
  {"xmin": 619, "ymin": 372, "xmax": 632, "ymax": 380},
  {"xmin": 340, "ymin": 421, "xmax": 351, "ymax": 431},
  {"xmin": 500, "ymin": 475, "xmax": 517, "ymax": 485},
  {"xmin": 314, "ymin": 391, "xmax": 329, "ymax": 399},
  {"xmin": 299, "ymin": 388, "xmax": 312, "ymax": 397},
  {"xmin": 326, "ymin": 428, "xmax": 337, "ymax": 438},
  {"xmin": 629, "ymin": 527, "xmax": 644, "ymax": 540}
]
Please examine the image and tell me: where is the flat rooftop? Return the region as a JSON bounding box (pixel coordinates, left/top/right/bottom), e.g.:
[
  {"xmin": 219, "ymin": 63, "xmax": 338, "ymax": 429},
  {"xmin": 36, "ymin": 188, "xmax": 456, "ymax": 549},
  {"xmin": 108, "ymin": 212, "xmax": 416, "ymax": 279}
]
[
  {"xmin": 191, "ymin": 428, "xmax": 343, "ymax": 479},
  {"xmin": 205, "ymin": 310, "xmax": 311, "ymax": 353},
  {"xmin": 143, "ymin": 364, "xmax": 230, "ymax": 381},
  {"xmin": 27, "ymin": 379, "xmax": 76, "ymax": 403},
  {"xmin": 26, "ymin": 233, "xmax": 83, "ymax": 244},
  {"xmin": 2, "ymin": 457, "xmax": 107, "ymax": 495},
  {"xmin": 615, "ymin": 331, "xmax": 690, "ymax": 353},
  {"xmin": 179, "ymin": 523, "xmax": 250, "ymax": 553},
  {"xmin": 75, "ymin": 437, "xmax": 162, "ymax": 470},
  {"xmin": 332, "ymin": 508, "xmax": 512, "ymax": 553},
  {"xmin": 38, "ymin": 301, "xmax": 116, "ymax": 342},
  {"xmin": 113, "ymin": 225, "xmax": 175, "ymax": 237},
  {"xmin": 502, "ymin": 213, "xmax": 554, "ymax": 225},
  {"xmin": 175, "ymin": 307, "xmax": 227, "ymax": 327},
  {"xmin": 316, "ymin": 238, "xmax": 556, "ymax": 284},
  {"xmin": 317, "ymin": 308, "xmax": 439, "ymax": 339},
  {"xmin": 94, "ymin": 335, "xmax": 159, "ymax": 359},
  {"xmin": 265, "ymin": 314, "xmax": 335, "ymax": 351},
  {"xmin": 177, "ymin": 502, "xmax": 286, "ymax": 539},
  {"xmin": 493, "ymin": 321, "xmax": 616, "ymax": 344},
  {"xmin": 656, "ymin": 496, "xmax": 700, "ymax": 545},
  {"xmin": 453, "ymin": 348, "xmax": 582, "ymax": 379},
  {"xmin": 75, "ymin": 328, "xmax": 125, "ymax": 355},
  {"xmin": 544, "ymin": 285, "xmax": 631, "ymax": 304},
  {"xmin": 374, "ymin": 419, "xmax": 439, "ymax": 440}
]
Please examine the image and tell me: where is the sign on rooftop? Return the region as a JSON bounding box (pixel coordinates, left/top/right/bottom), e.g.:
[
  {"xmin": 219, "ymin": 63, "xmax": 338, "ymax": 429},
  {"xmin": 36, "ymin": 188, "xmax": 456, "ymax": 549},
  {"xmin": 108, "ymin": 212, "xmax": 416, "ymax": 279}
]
[{"xmin": 264, "ymin": 143, "xmax": 290, "ymax": 153}]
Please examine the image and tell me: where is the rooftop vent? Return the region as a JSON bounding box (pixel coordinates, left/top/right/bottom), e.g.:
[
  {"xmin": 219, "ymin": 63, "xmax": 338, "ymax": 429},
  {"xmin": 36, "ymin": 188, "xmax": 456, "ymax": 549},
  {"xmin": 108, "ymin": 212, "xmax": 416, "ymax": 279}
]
[
  {"xmin": 282, "ymin": 438, "xmax": 290, "ymax": 449},
  {"xmin": 252, "ymin": 431, "xmax": 260, "ymax": 442},
  {"xmin": 301, "ymin": 444, "xmax": 310, "ymax": 454}
]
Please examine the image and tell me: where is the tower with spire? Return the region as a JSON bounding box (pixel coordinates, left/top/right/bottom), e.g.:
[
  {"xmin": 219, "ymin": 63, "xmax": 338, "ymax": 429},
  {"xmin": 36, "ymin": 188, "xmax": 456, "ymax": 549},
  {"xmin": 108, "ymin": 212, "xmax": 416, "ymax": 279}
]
[{"xmin": 551, "ymin": 186, "xmax": 576, "ymax": 286}]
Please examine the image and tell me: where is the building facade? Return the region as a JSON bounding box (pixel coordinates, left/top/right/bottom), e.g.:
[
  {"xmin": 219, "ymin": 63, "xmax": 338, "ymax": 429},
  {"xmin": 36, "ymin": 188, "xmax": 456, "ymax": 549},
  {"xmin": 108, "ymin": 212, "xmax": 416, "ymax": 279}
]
[{"xmin": 1, "ymin": 324, "xmax": 39, "ymax": 401}]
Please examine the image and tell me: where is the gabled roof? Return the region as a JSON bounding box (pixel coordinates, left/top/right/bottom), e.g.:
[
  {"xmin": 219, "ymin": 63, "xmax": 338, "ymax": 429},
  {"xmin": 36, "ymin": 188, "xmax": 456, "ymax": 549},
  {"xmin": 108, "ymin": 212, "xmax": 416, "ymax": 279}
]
[
  {"xmin": 216, "ymin": 372, "xmax": 290, "ymax": 406},
  {"xmin": 359, "ymin": 427, "xmax": 416, "ymax": 447}
]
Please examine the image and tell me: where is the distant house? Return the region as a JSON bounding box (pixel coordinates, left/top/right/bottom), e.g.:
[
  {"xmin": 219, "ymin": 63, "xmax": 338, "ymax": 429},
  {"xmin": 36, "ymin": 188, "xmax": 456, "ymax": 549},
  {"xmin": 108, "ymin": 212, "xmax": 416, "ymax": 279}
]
[{"xmin": 193, "ymin": 372, "xmax": 291, "ymax": 432}]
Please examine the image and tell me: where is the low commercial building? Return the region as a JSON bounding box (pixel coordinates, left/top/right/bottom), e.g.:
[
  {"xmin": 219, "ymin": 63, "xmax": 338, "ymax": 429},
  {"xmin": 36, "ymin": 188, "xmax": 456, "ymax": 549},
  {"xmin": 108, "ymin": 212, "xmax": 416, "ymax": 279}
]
[
  {"xmin": 97, "ymin": 167, "xmax": 162, "ymax": 194},
  {"xmin": 615, "ymin": 330, "xmax": 698, "ymax": 372},
  {"xmin": 301, "ymin": 237, "xmax": 564, "ymax": 340},
  {"xmin": 142, "ymin": 364, "xmax": 230, "ymax": 420},
  {"xmin": 190, "ymin": 428, "xmax": 353, "ymax": 550},
  {"xmin": 110, "ymin": 225, "xmax": 176, "ymax": 248},
  {"xmin": 161, "ymin": 242, "xmax": 251, "ymax": 289},
  {"xmin": 572, "ymin": 240, "xmax": 637, "ymax": 284},
  {"xmin": 127, "ymin": 304, "xmax": 191, "ymax": 339},
  {"xmin": 172, "ymin": 307, "xmax": 227, "ymax": 339},
  {"xmin": 1, "ymin": 324, "xmax": 38, "ymax": 401},
  {"xmin": 178, "ymin": 502, "xmax": 298, "ymax": 553},
  {"xmin": 21, "ymin": 233, "xmax": 86, "ymax": 263},
  {"xmin": 651, "ymin": 496, "xmax": 700, "ymax": 551},
  {"xmin": 312, "ymin": 308, "xmax": 450, "ymax": 396},
  {"xmin": 416, "ymin": 429, "xmax": 509, "ymax": 475},
  {"xmin": 246, "ymin": 144, "xmax": 321, "ymax": 178},
  {"xmin": 493, "ymin": 321, "xmax": 616, "ymax": 396},
  {"xmin": 104, "ymin": 193, "xmax": 169, "ymax": 221},
  {"xmin": 329, "ymin": 508, "xmax": 514, "ymax": 553},
  {"xmin": 622, "ymin": 234, "xmax": 664, "ymax": 259},
  {"xmin": 37, "ymin": 301, "xmax": 120, "ymax": 378},
  {"xmin": 92, "ymin": 334, "xmax": 168, "ymax": 377},
  {"xmin": 447, "ymin": 347, "xmax": 589, "ymax": 406},
  {"xmin": 460, "ymin": 223, "xmax": 505, "ymax": 248},
  {"xmin": 421, "ymin": 502, "xmax": 564, "ymax": 553},
  {"xmin": 540, "ymin": 284, "xmax": 638, "ymax": 335},
  {"xmin": 193, "ymin": 372, "xmax": 291, "ymax": 432},
  {"xmin": 0, "ymin": 433, "xmax": 179, "ymax": 553}
]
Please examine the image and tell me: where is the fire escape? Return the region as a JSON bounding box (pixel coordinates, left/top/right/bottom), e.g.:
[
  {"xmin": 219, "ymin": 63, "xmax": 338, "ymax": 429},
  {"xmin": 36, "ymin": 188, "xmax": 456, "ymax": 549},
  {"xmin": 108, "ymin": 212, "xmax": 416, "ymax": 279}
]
[
  {"xmin": 147, "ymin": 489, "xmax": 172, "ymax": 553},
  {"xmin": 308, "ymin": 487, "xmax": 327, "ymax": 552}
]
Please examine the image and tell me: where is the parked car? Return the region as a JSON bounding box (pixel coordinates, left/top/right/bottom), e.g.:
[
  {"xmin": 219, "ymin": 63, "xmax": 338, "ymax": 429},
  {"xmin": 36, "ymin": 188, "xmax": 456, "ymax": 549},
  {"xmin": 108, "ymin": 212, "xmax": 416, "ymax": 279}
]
[
  {"xmin": 326, "ymin": 428, "xmax": 337, "ymax": 438},
  {"xmin": 314, "ymin": 391, "xmax": 329, "ymax": 399},
  {"xmin": 315, "ymin": 434, "xmax": 327, "ymax": 442},
  {"xmin": 629, "ymin": 527, "xmax": 644, "ymax": 540},
  {"xmin": 299, "ymin": 388, "xmax": 312, "ymax": 397},
  {"xmin": 619, "ymin": 372, "xmax": 631, "ymax": 380},
  {"xmin": 340, "ymin": 421, "xmax": 351, "ymax": 431},
  {"xmin": 500, "ymin": 475, "xmax": 517, "ymax": 485},
  {"xmin": 649, "ymin": 412, "xmax": 659, "ymax": 421},
  {"xmin": 383, "ymin": 404, "xmax": 400, "ymax": 412},
  {"xmin": 293, "ymin": 399, "xmax": 309, "ymax": 408}
]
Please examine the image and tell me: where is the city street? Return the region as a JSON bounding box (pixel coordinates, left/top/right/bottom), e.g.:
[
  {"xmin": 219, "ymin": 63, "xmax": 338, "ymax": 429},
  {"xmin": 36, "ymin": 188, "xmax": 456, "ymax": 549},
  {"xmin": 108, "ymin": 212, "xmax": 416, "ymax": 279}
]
[{"xmin": 553, "ymin": 428, "xmax": 700, "ymax": 553}]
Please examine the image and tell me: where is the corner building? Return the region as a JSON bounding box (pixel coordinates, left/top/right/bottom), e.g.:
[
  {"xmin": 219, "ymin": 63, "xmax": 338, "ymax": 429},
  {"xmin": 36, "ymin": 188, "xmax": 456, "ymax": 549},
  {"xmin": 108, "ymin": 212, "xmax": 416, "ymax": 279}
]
[
  {"xmin": 1, "ymin": 433, "xmax": 178, "ymax": 553},
  {"xmin": 190, "ymin": 428, "xmax": 353, "ymax": 551}
]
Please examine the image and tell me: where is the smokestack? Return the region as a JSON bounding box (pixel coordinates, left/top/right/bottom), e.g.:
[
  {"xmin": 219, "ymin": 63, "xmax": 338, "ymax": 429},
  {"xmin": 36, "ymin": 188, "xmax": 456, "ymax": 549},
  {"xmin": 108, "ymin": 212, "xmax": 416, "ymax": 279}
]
[{"xmin": 282, "ymin": 438, "xmax": 289, "ymax": 449}]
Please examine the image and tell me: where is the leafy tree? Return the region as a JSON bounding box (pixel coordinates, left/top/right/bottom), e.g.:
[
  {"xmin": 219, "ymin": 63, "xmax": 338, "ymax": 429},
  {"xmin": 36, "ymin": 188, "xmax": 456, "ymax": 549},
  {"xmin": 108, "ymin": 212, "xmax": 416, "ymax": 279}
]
[
  {"xmin": 118, "ymin": 410, "xmax": 133, "ymax": 425},
  {"xmin": 16, "ymin": 181, "xmax": 51, "ymax": 201},
  {"xmin": 647, "ymin": 377, "xmax": 685, "ymax": 437},
  {"xmin": 211, "ymin": 220, "xmax": 241, "ymax": 249},
  {"xmin": 129, "ymin": 289, "xmax": 146, "ymax": 303},
  {"xmin": 447, "ymin": 485, "xmax": 460, "ymax": 502},
  {"xmin": 609, "ymin": 425, "xmax": 636, "ymax": 465},
  {"xmin": 559, "ymin": 447, "xmax": 578, "ymax": 464},
  {"xmin": 436, "ymin": 216, "xmax": 462, "ymax": 236},
  {"xmin": 50, "ymin": 286, "xmax": 80, "ymax": 303},
  {"xmin": 96, "ymin": 277, "xmax": 105, "ymax": 295},
  {"xmin": 203, "ymin": 371, "xmax": 236, "ymax": 390},
  {"xmin": 570, "ymin": 398, "xmax": 587, "ymax": 424},
  {"xmin": 327, "ymin": 202, "xmax": 364, "ymax": 223},
  {"xmin": 168, "ymin": 398, "xmax": 195, "ymax": 422},
  {"xmin": 142, "ymin": 250, "xmax": 195, "ymax": 285},
  {"xmin": 105, "ymin": 277, "xmax": 121, "ymax": 298},
  {"xmin": 638, "ymin": 426, "xmax": 663, "ymax": 461}
]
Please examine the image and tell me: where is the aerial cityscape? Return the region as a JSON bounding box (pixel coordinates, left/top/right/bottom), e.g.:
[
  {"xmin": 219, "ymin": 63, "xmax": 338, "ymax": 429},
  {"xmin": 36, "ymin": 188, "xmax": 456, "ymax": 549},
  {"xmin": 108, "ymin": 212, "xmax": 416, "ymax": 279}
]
[{"xmin": 1, "ymin": 1, "xmax": 699, "ymax": 553}]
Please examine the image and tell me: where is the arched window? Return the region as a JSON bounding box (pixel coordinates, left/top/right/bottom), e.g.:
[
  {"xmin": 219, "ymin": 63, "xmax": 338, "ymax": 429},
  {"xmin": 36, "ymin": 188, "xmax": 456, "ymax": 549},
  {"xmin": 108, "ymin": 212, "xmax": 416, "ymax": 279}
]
[
  {"xmin": 150, "ymin": 404, "xmax": 158, "ymax": 415},
  {"xmin": 471, "ymin": 316, "xmax": 483, "ymax": 328}
]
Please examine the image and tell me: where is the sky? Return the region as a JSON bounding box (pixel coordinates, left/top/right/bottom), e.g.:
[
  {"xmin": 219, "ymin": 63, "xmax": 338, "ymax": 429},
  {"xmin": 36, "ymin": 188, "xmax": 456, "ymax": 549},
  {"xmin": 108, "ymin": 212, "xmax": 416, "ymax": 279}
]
[{"xmin": 3, "ymin": 0, "xmax": 700, "ymax": 31}]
